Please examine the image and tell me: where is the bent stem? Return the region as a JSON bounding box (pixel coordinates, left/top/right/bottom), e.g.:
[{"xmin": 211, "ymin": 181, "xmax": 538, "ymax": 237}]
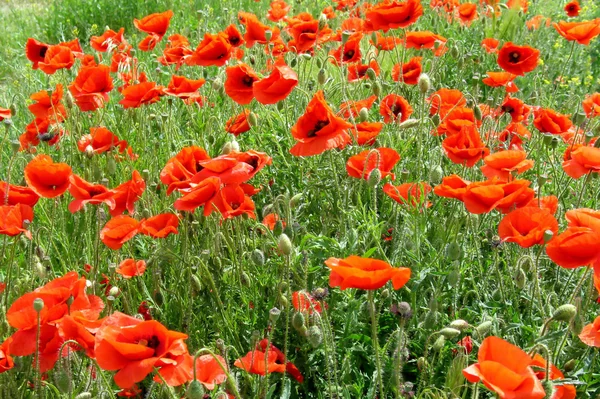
[{"xmin": 368, "ymin": 290, "xmax": 384, "ymax": 397}]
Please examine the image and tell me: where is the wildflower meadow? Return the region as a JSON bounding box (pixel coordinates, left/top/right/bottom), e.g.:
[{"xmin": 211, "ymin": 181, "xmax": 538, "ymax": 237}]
[{"xmin": 1, "ymin": 0, "xmax": 600, "ymax": 397}]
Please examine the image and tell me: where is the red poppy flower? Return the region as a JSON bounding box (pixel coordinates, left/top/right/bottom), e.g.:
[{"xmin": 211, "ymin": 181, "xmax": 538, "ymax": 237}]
[
  {"xmin": 95, "ymin": 312, "xmax": 188, "ymax": 389},
  {"xmin": 210, "ymin": 184, "xmax": 257, "ymax": 220},
  {"xmin": 442, "ymin": 125, "xmax": 489, "ymax": 167},
  {"xmin": 57, "ymin": 315, "xmax": 104, "ymax": 359},
  {"xmin": 174, "ymin": 177, "xmax": 222, "ymax": 214},
  {"xmin": 262, "ymin": 213, "xmax": 285, "ymax": 230},
  {"xmin": 0, "ymin": 107, "xmax": 10, "ymax": 121},
  {"xmin": 253, "ymin": 59, "xmax": 298, "ymax": 104},
  {"xmin": 139, "ymin": 213, "xmax": 179, "ymax": 238},
  {"xmin": 562, "ymin": 144, "xmax": 600, "ymax": 179},
  {"xmin": 0, "ymin": 182, "xmax": 39, "ymax": 207},
  {"xmin": 457, "ymin": 3, "xmax": 477, "ymax": 26},
  {"xmin": 497, "ymin": 96, "xmax": 530, "ymax": 123},
  {"xmin": 287, "ymin": 19, "xmax": 320, "ymax": 53},
  {"xmin": 69, "ymin": 65, "xmax": 114, "ymax": 112},
  {"xmin": 67, "ymin": 174, "xmax": 115, "ymax": 213},
  {"xmin": 530, "ymin": 354, "xmax": 576, "ymax": 399},
  {"xmin": 498, "ymin": 207, "xmax": 558, "ymax": 248},
  {"xmin": 533, "ymin": 108, "xmax": 572, "ymax": 135},
  {"xmin": 428, "ymin": 88, "xmax": 466, "ymax": 117},
  {"xmin": 391, "ymin": 56, "xmax": 422, "ymax": 85},
  {"xmin": 187, "ymin": 33, "xmax": 232, "ymax": 67},
  {"xmin": 546, "ymin": 209, "xmax": 600, "ymax": 269},
  {"xmin": 158, "ymin": 34, "xmax": 193, "ymax": 69},
  {"xmin": 235, "ymin": 339, "xmax": 303, "ymax": 383},
  {"xmin": 116, "ymin": 259, "xmax": 147, "ymax": 278},
  {"xmin": 365, "ymin": 0, "xmax": 423, "ymax": 32},
  {"xmin": 435, "ymin": 107, "xmax": 479, "ymax": 136},
  {"xmin": 481, "ymin": 38, "xmax": 500, "ymax": 54},
  {"xmin": 25, "ymin": 38, "xmax": 50, "ymax": 69},
  {"xmin": 0, "ymin": 338, "xmax": 14, "ymax": 374},
  {"xmin": 403, "ymin": 31, "xmax": 447, "ymax": 56},
  {"xmin": 346, "ymin": 147, "xmax": 400, "ymax": 180},
  {"xmin": 462, "ymin": 179, "xmax": 535, "ymax": 214},
  {"xmin": 349, "ymin": 122, "xmax": 383, "ymax": 146},
  {"xmin": 434, "ymin": 174, "xmax": 471, "ymax": 201},
  {"xmin": 347, "ymin": 60, "xmax": 380, "ymax": 82},
  {"xmin": 580, "ymin": 315, "xmax": 600, "ymax": 347},
  {"xmin": 238, "ymin": 12, "xmax": 280, "ymax": 48},
  {"xmin": 134, "ymin": 10, "xmax": 173, "ymax": 38},
  {"xmin": 28, "ymin": 84, "xmax": 67, "ymax": 122},
  {"xmin": 455, "ymin": 336, "xmax": 473, "ymax": 355},
  {"xmin": 383, "ymin": 182, "xmax": 432, "ymax": 208},
  {"xmin": 224, "ymin": 64, "xmax": 259, "ymax": 105},
  {"xmin": 583, "ymin": 93, "xmax": 600, "ymax": 118},
  {"xmin": 481, "ymin": 150, "xmax": 534, "ymax": 181},
  {"xmin": 101, "ymin": 215, "xmax": 141, "ymax": 249},
  {"xmin": 330, "ymin": 32, "xmax": 362, "ymax": 64},
  {"xmin": 90, "ymin": 28, "xmax": 127, "ymax": 52},
  {"xmin": 164, "ymin": 75, "xmax": 206, "ymax": 104},
  {"xmin": 292, "ymin": 291, "xmax": 322, "ymax": 314},
  {"xmin": 24, "ymin": 155, "xmax": 72, "ymax": 198},
  {"xmin": 482, "ymin": 72, "xmax": 518, "ymax": 93},
  {"xmin": 221, "ymin": 24, "xmax": 244, "ymax": 48},
  {"xmin": 268, "ymin": 0, "xmax": 290, "ymax": 22},
  {"xmin": 380, "ymin": 94, "xmax": 413, "ymax": 123},
  {"xmin": 463, "ymin": 336, "xmax": 545, "ymax": 399},
  {"xmin": 119, "ymin": 81, "xmax": 164, "ymax": 109},
  {"xmin": 527, "ymin": 15, "xmax": 551, "ymax": 30},
  {"xmin": 160, "ymin": 146, "xmax": 211, "ymax": 194},
  {"xmin": 77, "ymin": 127, "xmax": 128, "ymax": 155},
  {"xmin": 225, "ymin": 110, "xmax": 252, "ymax": 136},
  {"xmin": 18, "ymin": 117, "xmax": 65, "ymax": 151},
  {"xmin": 37, "ymin": 45, "xmax": 75, "ymax": 75},
  {"xmin": 192, "ymin": 150, "xmax": 271, "ymax": 186},
  {"xmin": 158, "ymin": 353, "xmax": 228, "ymax": 389},
  {"xmin": 290, "ymin": 91, "xmax": 353, "ymax": 157},
  {"xmin": 497, "ymin": 42, "xmax": 540, "ymax": 76},
  {"xmin": 370, "ymin": 32, "xmax": 403, "ymax": 51},
  {"xmin": 554, "ymin": 19, "xmax": 600, "ymax": 45},
  {"xmin": 339, "ymin": 95, "xmax": 378, "ymax": 118},
  {"xmin": 0, "ymin": 204, "xmax": 34, "ymax": 239},
  {"xmin": 325, "ymin": 256, "xmax": 411, "ymax": 290},
  {"xmin": 108, "ymin": 170, "xmax": 146, "ymax": 217},
  {"xmin": 564, "ymin": 1, "xmax": 580, "ymax": 17}
]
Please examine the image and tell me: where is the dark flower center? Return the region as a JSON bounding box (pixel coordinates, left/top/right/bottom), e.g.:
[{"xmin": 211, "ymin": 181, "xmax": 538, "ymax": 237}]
[
  {"xmin": 138, "ymin": 335, "xmax": 160, "ymax": 354},
  {"xmin": 231, "ymin": 202, "xmax": 240, "ymax": 210},
  {"xmin": 242, "ymin": 76, "xmax": 255, "ymax": 87},
  {"xmin": 509, "ymin": 52, "xmax": 521, "ymax": 63},
  {"xmin": 229, "ymin": 36, "xmax": 240, "ymax": 45},
  {"xmin": 391, "ymin": 104, "xmax": 403, "ymax": 117},
  {"xmin": 344, "ymin": 49, "xmax": 355, "ymax": 61},
  {"xmin": 502, "ymin": 105, "xmax": 515, "ymax": 114},
  {"xmin": 39, "ymin": 46, "xmax": 48, "ymax": 58},
  {"xmin": 307, "ymin": 120, "xmax": 329, "ymax": 137}
]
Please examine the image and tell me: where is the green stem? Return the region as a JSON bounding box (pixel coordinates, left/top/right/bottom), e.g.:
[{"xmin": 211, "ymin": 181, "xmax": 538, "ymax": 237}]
[{"xmin": 368, "ymin": 290, "xmax": 384, "ymax": 397}]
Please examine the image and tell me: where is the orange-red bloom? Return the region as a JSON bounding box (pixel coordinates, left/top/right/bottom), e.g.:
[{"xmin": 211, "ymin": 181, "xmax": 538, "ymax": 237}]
[
  {"xmin": 0, "ymin": 182, "xmax": 39, "ymax": 207},
  {"xmin": 0, "ymin": 338, "xmax": 14, "ymax": 374},
  {"xmin": 290, "ymin": 91, "xmax": 353, "ymax": 156},
  {"xmin": 380, "ymin": 94, "xmax": 413, "ymax": 123},
  {"xmin": 554, "ymin": 19, "xmax": 600, "ymax": 45},
  {"xmin": 108, "ymin": 170, "xmax": 146, "ymax": 217},
  {"xmin": 562, "ymin": 144, "xmax": 600, "ymax": 179},
  {"xmin": 186, "ymin": 33, "xmax": 232, "ymax": 67},
  {"xmin": 160, "ymin": 146, "xmax": 211, "ymax": 194},
  {"xmin": 546, "ymin": 209, "xmax": 600, "ymax": 269},
  {"xmin": 403, "ymin": 31, "xmax": 447, "ymax": 56},
  {"xmin": 69, "ymin": 65, "xmax": 114, "ymax": 112},
  {"xmin": 28, "ymin": 84, "xmax": 67, "ymax": 122},
  {"xmin": 428, "ymin": 88, "xmax": 466, "ymax": 117},
  {"xmin": 116, "ymin": 259, "xmax": 147, "ymax": 278},
  {"xmin": 383, "ymin": 182, "xmax": 432, "ymax": 207},
  {"xmin": 481, "ymin": 38, "xmax": 499, "ymax": 54},
  {"xmin": 497, "ymin": 42, "xmax": 540, "ymax": 76},
  {"xmin": 462, "ymin": 178, "xmax": 534, "ymax": 214},
  {"xmin": 235, "ymin": 339, "xmax": 303, "ymax": 382},
  {"xmin": 100, "ymin": 215, "xmax": 141, "ymax": 250},
  {"xmin": 533, "ymin": 108, "xmax": 572, "ymax": 135},
  {"xmin": 164, "ymin": 75, "xmax": 206, "ymax": 104},
  {"xmin": 442, "ymin": 125, "xmax": 489, "ymax": 167},
  {"xmin": 565, "ymin": 1, "xmax": 581, "ymax": 17},
  {"xmin": 482, "ymin": 72, "xmax": 518, "ymax": 93},
  {"xmin": 119, "ymin": 81, "xmax": 164, "ymax": 109},
  {"xmin": 67, "ymin": 174, "xmax": 115, "ymax": 213},
  {"xmin": 225, "ymin": 109, "xmax": 252, "ymax": 136},
  {"xmin": 530, "ymin": 354, "xmax": 576, "ymax": 399},
  {"xmin": 434, "ymin": 174, "xmax": 471, "ymax": 201},
  {"xmin": 0, "ymin": 204, "xmax": 34, "ymax": 238},
  {"xmin": 580, "ymin": 315, "xmax": 600, "ymax": 347},
  {"xmin": 391, "ymin": 56, "xmax": 422, "ymax": 85},
  {"xmin": 90, "ymin": 28, "xmax": 127, "ymax": 52},
  {"xmin": 463, "ymin": 336, "xmax": 545, "ymax": 399},
  {"xmin": 583, "ymin": 93, "xmax": 600, "ymax": 118},
  {"xmin": 325, "ymin": 256, "xmax": 411, "ymax": 290},
  {"xmin": 365, "ymin": 0, "xmax": 423, "ymax": 32},
  {"xmin": 38, "ymin": 45, "xmax": 75, "ymax": 75},
  {"xmin": 24, "ymin": 155, "xmax": 72, "ymax": 198},
  {"xmin": 139, "ymin": 213, "xmax": 179, "ymax": 238},
  {"xmin": 253, "ymin": 59, "xmax": 298, "ymax": 104},
  {"xmin": 268, "ymin": 0, "xmax": 290, "ymax": 22},
  {"xmin": 346, "ymin": 147, "xmax": 400, "ymax": 180},
  {"xmin": 457, "ymin": 3, "xmax": 477, "ymax": 26},
  {"xmin": 481, "ymin": 150, "xmax": 534, "ymax": 181},
  {"xmin": 174, "ymin": 177, "xmax": 222, "ymax": 214},
  {"xmin": 498, "ymin": 207, "xmax": 558, "ymax": 248},
  {"xmin": 292, "ymin": 291, "xmax": 322, "ymax": 314},
  {"xmin": 224, "ymin": 64, "xmax": 259, "ymax": 105}
]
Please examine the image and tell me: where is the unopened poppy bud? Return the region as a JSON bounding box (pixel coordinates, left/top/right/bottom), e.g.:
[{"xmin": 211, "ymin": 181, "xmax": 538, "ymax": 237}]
[
  {"xmin": 264, "ymin": 29, "xmax": 272, "ymax": 42},
  {"xmin": 9, "ymin": 104, "xmax": 17, "ymax": 116},
  {"xmin": 573, "ymin": 111, "xmax": 586, "ymax": 125},
  {"xmin": 269, "ymin": 307, "xmax": 281, "ymax": 323},
  {"xmin": 584, "ymin": 131, "xmax": 595, "ymax": 144},
  {"xmin": 367, "ymin": 168, "xmax": 382, "ymax": 187},
  {"xmin": 311, "ymin": 287, "xmax": 329, "ymax": 300},
  {"xmin": 65, "ymin": 91, "xmax": 74, "ymax": 108},
  {"xmin": 211, "ymin": 78, "xmax": 222, "ymax": 91},
  {"xmin": 153, "ymin": 290, "xmax": 164, "ymax": 306},
  {"xmin": 55, "ymin": 370, "xmax": 71, "ymax": 393},
  {"xmin": 106, "ymin": 157, "xmax": 117, "ymax": 175},
  {"xmin": 439, "ymin": 327, "xmax": 460, "ymax": 339},
  {"xmin": 358, "ymin": 107, "xmax": 369, "ymax": 122},
  {"xmin": 541, "ymin": 380, "xmax": 553, "ymax": 399},
  {"xmin": 84, "ymin": 145, "xmax": 94, "ymax": 159},
  {"xmin": 307, "ymin": 325, "xmax": 323, "ymax": 348},
  {"xmin": 476, "ymin": 321, "xmax": 492, "ymax": 337},
  {"xmin": 108, "ymin": 286, "xmax": 120, "ymax": 298},
  {"xmin": 297, "ymin": 325, "xmax": 308, "ymax": 337},
  {"xmin": 278, "ymin": 233, "xmax": 293, "ymax": 256},
  {"xmin": 186, "ymin": 380, "xmax": 205, "ymax": 399},
  {"xmin": 492, "ymin": 288, "xmax": 502, "ymax": 301},
  {"xmin": 432, "ymin": 335, "xmax": 446, "ymax": 351},
  {"xmin": 428, "ymin": 297, "xmax": 438, "ymax": 312},
  {"xmin": 191, "ymin": 274, "xmax": 202, "ymax": 294},
  {"xmin": 10, "ymin": 140, "xmax": 20, "ymax": 154},
  {"xmin": 449, "ymin": 319, "xmax": 469, "ymax": 331},
  {"xmin": 543, "ymin": 230, "xmax": 554, "ymax": 243},
  {"xmin": 445, "ymin": 242, "xmax": 461, "ymax": 261},
  {"xmin": 552, "ymin": 304, "xmax": 577, "ymax": 322},
  {"xmin": 248, "ymin": 112, "xmax": 258, "ymax": 127},
  {"xmin": 289, "ymin": 57, "xmax": 297, "ymax": 68},
  {"xmin": 542, "ymin": 134, "xmax": 553, "ymax": 147},
  {"xmin": 299, "ymin": 53, "xmax": 312, "ymax": 61},
  {"xmin": 141, "ymin": 208, "xmax": 152, "ymax": 219},
  {"xmin": 279, "ymin": 295, "xmax": 288, "ymax": 308},
  {"xmin": 290, "ymin": 193, "xmax": 302, "ymax": 208},
  {"xmin": 318, "ymin": 14, "xmax": 327, "ymax": 30},
  {"xmin": 292, "ymin": 312, "xmax": 305, "ymax": 330},
  {"xmin": 423, "ymin": 311, "xmax": 438, "ymax": 329},
  {"xmin": 418, "ymin": 73, "xmax": 431, "ymax": 94},
  {"xmin": 429, "ymin": 165, "xmax": 443, "ymax": 184},
  {"xmin": 450, "ymin": 45, "xmax": 460, "ymax": 58},
  {"xmin": 277, "ymin": 100, "xmax": 285, "ymax": 111},
  {"xmin": 240, "ymin": 271, "xmax": 250, "ymax": 287},
  {"xmin": 570, "ymin": 315, "xmax": 584, "ymax": 335},
  {"xmin": 251, "ymin": 249, "xmax": 265, "ymax": 266},
  {"xmin": 473, "ymin": 105, "xmax": 483, "ymax": 121},
  {"xmin": 514, "ymin": 267, "xmax": 526, "ymax": 289},
  {"xmin": 365, "ymin": 67, "xmax": 376, "ymax": 80},
  {"xmin": 380, "ymin": 288, "xmax": 390, "ymax": 299},
  {"xmin": 563, "ymin": 359, "xmax": 576, "ymax": 372},
  {"xmin": 391, "ymin": 302, "xmax": 413, "ymax": 320},
  {"xmin": 34, "ymin": 261, "xmax": 46, "ymax": 279},
  {"xmin": 318, "ymin": 68, "xmax": 326, "ymax": 85},
  {"xmin": 148, "ymin": 113, "xmax": 156, "ymax": 121},
  {"xmin": 398, "ymin": 118, "xmax": 419, "ymax": 130},
  {"xmin": 431, "ymin": 114, "xmax": 440, "ymax": 125},
  {"xmin": 249, "ymin": 54, "xmax": 256, "ymax": 65},
  {"xmin": 33, "ymin": 298, "xmax": 44, "ymax": 312},
  {"xmin": 75, "ymin": 394, "xmax": 92, "ymax": 399},
  {"xmin": 447, "ymin": 268, "xmax": 460, "ymax": 287},
  {"xmin": 372, "ymin": 82, "xmax": 381, "ymax": 97},
  {"xmin": 417, "ymin": 357, "xmax": 427, "ymax": 371}
]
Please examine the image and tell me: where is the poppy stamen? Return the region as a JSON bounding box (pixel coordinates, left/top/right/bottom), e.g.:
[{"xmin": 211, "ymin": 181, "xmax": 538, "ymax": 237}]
[
  {"xmin": 509, "ymin": 52, "xmax": 521, "ymax": 63},
  {"xmin": 306, "ymin": 120, "xmax": 329, "ymax": 137}
]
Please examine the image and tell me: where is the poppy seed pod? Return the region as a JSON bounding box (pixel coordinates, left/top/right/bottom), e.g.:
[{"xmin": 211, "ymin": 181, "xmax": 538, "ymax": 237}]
[
  {"xmin": 552, "ymin": 304, "xmax": 577, "ymax": 322},
  {"xmin": 269, "ymin": 307, "xmax": 281, "ymax": 323},
  {"xmin": 33, "ymin": 298, "xmax": 44, "ymax": 312},
  {"xmin": 278, "ymin": 233, "xmax": 293, "ymax": 255},
  {"xmin": 307, "ymin": 325, "xmax": 323, "ymax": 348},
  {"xmin": 418, "ymin": 73, "xmax": 431, "ymax": 94},
  {"xmin": 186, "ymin": 380, "xmax": 205, "ymax": 399}
]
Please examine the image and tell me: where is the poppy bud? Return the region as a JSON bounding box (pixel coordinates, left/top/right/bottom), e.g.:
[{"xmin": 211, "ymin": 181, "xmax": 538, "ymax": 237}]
[
  {"xmin": 364, "ymin": 67, "xmax": 376, "ymax": 81},
  {"xmin": 106, "ymin": 157, "xmax": 117, "ymax": 175},
  {"xmin": 240, "ymin": 271, "xmax": 250, "ymax": 287},
  {"xmin": 279, "ymin": 295, "xmax": 288, "ymax": 308},
  {"xmin": 398, "ymin": 119, "xmax": 420, "ymax": 130},
  {"xmin": 9, "ymin": 103, "xmax": 17, "ymax": 116},
  {"xmin": 211, "ymin": 78, "xmax": 222, "ymax": 91},
  {"xmin": 65, "ymin": 91, "xmax": 74, "ymax": 109},
  {"xmin": 358, "ymin": 107, "xmax": 369, "ymax": 122},
  {"xmin": 153, "ymin": 290, "xmax": 164, "ymax": 306},
  {"xmin": 367, "ymin": 168, "xmax": 381, "ymax": 187},
  {"xmin": 318, "ymin": 14, "xmax": 327, "ymax": 30},
  {"xmin": 475, "ymin": 321, "xmax": 492, "ymax": 337},
  {"xmin": 447, "ymin": 267, "xmax": 460, "ymax": 287},
  {"xmin": 34, "ymin": 260, "xmax": 46, "ymax": 280},
  {"xmin": 439, "ymin": 327, "xmax": 460, "ymax": 339},
  {"xmin": 10, "ymin": 140, "xmax": 20, "ymax": 154},
  {"xmin": 222, "ymin": 140, "xmax": 239, "ymax": 155},
  {"xmin": 432, "ymin": 335, "xmax": 446, "ymax": 352},
  {"xmin": 450, "ymin": 45, "xmax": 460, "ymax": 59},
  {"xmin": 33, "ymin": 298, "xmax": 44, "ymax": 312},
  {"xmin": 307, "ymin": 325, "xmax": 323, "ymax": 348},
  {"xmin": 514, "ymin": 267, "xmax": 526, "ymax": 289},
  {"xmin": 563, "ymin": 359, "xmax": 576, "ymax": 372},
  {"xmin": 552, "ymin": 304, "xmax": 577, "ymax": 323},
  {"xmin": 380, "ymin": 288, "xmax": 390, "ymax": 299},
  {"xmin": 431, "ymin": 114, "xmax": 440, "ymax": 126},
  {"xmin": 289, "ymin": 193, "xmax": 302, "ymax": 209},
  {"xmin": 542, "ymin": 380, "xmax": 553, "ymax": 399},
  {"xmin": 248, "ymin": 112, "xmax": 258, "ymax": 127},
  {"xmin": 584, "ymin": 131, "xmax": 595, "ymax": 144},
  {"xmin": 297, "ymin": 325, "xmax": 308, "ymax": 337},
  {"xmin": 318, "ymin": 68, "xmax": 326, "ymax": 85},
  {"xmin": 292, "ymin": 312, "xmax": 305, "ymax": 330},
  {"xmin": 417, "ymin": 357, "xmax": 427, "ymax": 371},
  {"xmin": 269, "ymin": 307, "xmax": 281, "ymax": 323},
  {"xmin": 278, "ymin": 233, "xmax": 293, "ymax": 256},
  {"xmin": 418, "ymin": 73, "xmax": 431, "ymax": 94},
  {"xmin": 251, "ymin": 249, "xmax": 265, "ymax": 266},
  {"xmin": 473, "ymin": 105, "xmax": 482, "ymax": 121},
  {"xmin": 423, "ymin": 310, "xmax": 438, "ymax": 329},
  {"xmin": 428, "ymin": 297, "xmax": 438, "ymax": 312},
  {"xmin": 186, "ymin": 380, "xmax": 205, "ymax": 399},
  {"xmin": 542, "ymin": 134, "xmax": 553, "ymax": 147},
  {"xmin": 191, "ymin": 274, "xmax": 202, "ymax": 294},
  {"xmin": 372, "ymin": 82, "xmax": 381, "ymax": 97},
  {"xmin": 573, "ymin": 111, "xmax": 587, "ymax": 126},
  {"xmin": 290, "ymin": 57, "xmax": 297, "ymax": 68},
  {"xmin": 449, "ymin": 319, "xmax": 469, "ymax": 331},
  {"xmin": 141, "ymin": 208, "xmax": 152, "ymax": 219},
  {"xmin": 570, "ymin": 315, "xmax": 584, "ymax": 335},
  {"xmin": 75, "ymin": 394, "xmax": 92, "ymax": 399},
  {"xmin": 492, "ymin": 288, "xmax": 502, "ymax": 301},
  {"xmin": 55, "ymin": 370, "xmax": 71, "ymax": 393},
  {"xmin": 542, "ymin": 229, "xmax": 554, "ymax": 243},
  {"xmin": 299, "ymin": 53, "xmax": 312, "ymax": 61},
  {"xmin": 445, "ymin": 242, "xmax": 461, "ymax": 261}
]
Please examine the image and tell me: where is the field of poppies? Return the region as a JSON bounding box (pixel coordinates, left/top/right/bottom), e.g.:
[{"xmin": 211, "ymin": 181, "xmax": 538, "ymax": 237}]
[{"xmin": 1, "ymin": 0, "xmax": 600, "ymax": 397}]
